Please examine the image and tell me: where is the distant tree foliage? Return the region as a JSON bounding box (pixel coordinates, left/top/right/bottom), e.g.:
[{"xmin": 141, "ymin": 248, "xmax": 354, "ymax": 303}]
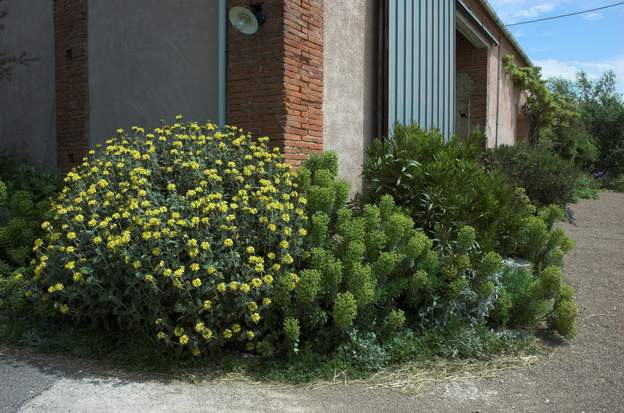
[
  {"xmin": 541, "ymin": 70, "xmax": 624, "ymax": 176},
  {"xmin": 504, "ymin": 55, "xmax": 624, "ymax": 178},
  {"xmin": 575, "ymin": 71, "xmax": 624, "ymax": 176}
]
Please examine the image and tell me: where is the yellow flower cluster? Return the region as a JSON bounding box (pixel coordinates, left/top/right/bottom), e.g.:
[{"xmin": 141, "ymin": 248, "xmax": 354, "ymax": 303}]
[{"xmin": 31, "ymin": 118, "xmax": 308, "ymax": 355}]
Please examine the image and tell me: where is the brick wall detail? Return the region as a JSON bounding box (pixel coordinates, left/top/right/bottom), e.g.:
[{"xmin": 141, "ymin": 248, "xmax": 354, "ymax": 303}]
[
  {"xmin": 54, "ymin": 0, "xmax": 89, "ymax": 172},
  {"xmin": 227, "ymin": 0, "xmax": 323, "ymax": 166}
]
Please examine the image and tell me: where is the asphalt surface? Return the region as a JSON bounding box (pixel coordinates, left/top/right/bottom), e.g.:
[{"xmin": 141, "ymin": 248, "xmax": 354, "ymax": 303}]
[{"xmin": 1, "ymin": 192, "xmax": 623, "ymax": 412}]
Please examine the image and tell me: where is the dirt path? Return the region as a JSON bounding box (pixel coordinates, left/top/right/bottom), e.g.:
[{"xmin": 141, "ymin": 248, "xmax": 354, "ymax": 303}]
[{"xmin": 1, "ymin": 193, "xmax": 623, "ymax": 412}]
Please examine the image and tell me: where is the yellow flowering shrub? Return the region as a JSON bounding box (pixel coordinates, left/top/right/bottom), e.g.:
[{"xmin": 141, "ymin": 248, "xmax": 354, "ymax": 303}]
[{"xmin": 30, "ymin": 118, "xmax": 308, "ymax": 355}]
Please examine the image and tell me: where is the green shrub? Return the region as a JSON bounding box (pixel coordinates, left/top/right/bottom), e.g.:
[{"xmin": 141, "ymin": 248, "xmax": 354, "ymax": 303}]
[
  {"xmin": 21, "ymin": 121, "xmax": 577, "ymax": 365},
  {"xmin": 540, "ymin": 121, "xmax": 598, "ymax": 171},
  {"xmin": 481, "ymin": 143, "xmax": 580, "ymax": 207},
  {"xmin": 334, "ymin": 292, "xmax": 357, "ymax": 329},
  {"xmin": 282, "ymin": 151, "xmax": 517, "ymax": 350},
  {"xmin": 0, "ymin": 270, "xmax": 29, "ymax": 319},
  {"xmin": 0, "ymin": 157, "xmax": 59, "ymax": 272},
  {"xmin": 573, "ymin": 174, "xmax": 600, "ymax": 201},
  {"xmin": 30, "ymin": 119, "xmax": 308, "ymax": 356},
  {"xmin": 601, "ymin": 174, "xmax": 624, "ymax": 192},
  {"xmin": 553, "ymin": 294, "xmax": 577, "ymax": 339},
  {"xmin": 490, "ymin": 265, "xmax": 576, "ymax": 339},
  {"xmin": 338, "ymin": 330, "xmax": 389, "ymax": 371},
  {"xmin": 0, "ymin": 180, "xmax": 6, "ymax": 205},
  {"xmin": 363, "ymin": 125, "xmax": 553, "ymax": 258},
  {"xmin": 514, "ymin": 205, "xmax": 575, "ymax": 272},
  {"xmin": 361, "ymin": 125, "xmax": 577, "ymax": 339}
]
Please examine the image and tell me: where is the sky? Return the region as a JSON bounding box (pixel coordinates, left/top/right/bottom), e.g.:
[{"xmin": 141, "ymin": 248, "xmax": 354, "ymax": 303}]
[{"xmin": 488, "ymin": 0, "xmax": 624, "ymax": 92}]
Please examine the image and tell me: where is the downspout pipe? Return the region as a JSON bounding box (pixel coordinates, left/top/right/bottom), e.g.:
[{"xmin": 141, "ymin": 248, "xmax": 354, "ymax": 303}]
[
  {"xmin": 495, "ymin": 38, "xmax": 501, "ymax": 147},
  {"xmin": 218, "ymin": 0, "xmax": 227, "ymax": 127}
]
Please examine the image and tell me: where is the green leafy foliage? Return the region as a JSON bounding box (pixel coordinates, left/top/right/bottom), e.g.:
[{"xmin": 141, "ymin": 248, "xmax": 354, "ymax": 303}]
[
  {"xmin": 0, "ymin": 156, "xmax": 60, "ymax": 275},
  {"xmin": 0, "ymin": 120, "xmax": 577, "ymax": 370},
  {"xmin": 481, "ymin": 143, "xmax": 580, "ymax": 207},
  {"xmin": 573, "ymin": 174, "xmax": 600, "ymax": 201},
  {"xmin": 576, "ymin": 71, "xmax": 624, "ymax": 176},
  {"xmin": 0, "ymin": 180, "xmax": 6, "ymax": 204},
  {"xmin": 283, "ymin": 151, "xmax": 526, "ymax": 353},
  {"xmin": 601, "ymin": 174, "xmax": 624, "ymax": 192},
  {"xmin": 362, "ymin": 125, "xmax": 576, "ymax": 339},
  {"xmin": 333, "ymin": 291, "xmax": 358, "ymax": 329},
  {"xmin": 491, "ymin": 265, "xmax": 576, "ymax": 339},
  {"xmin": 0, "ymin": 271, "xmax": 29, "ymax": 322},
  {"xmin": 503, "ymin": 55, "xmax": 579, "ymax": 146},
  {"xmin": 364, "ymin": 124, "xmax": 542, "ymax": 257}
]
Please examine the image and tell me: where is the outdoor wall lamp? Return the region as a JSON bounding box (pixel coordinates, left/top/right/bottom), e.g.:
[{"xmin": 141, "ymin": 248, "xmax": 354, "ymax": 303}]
[{"xmin": 228, "ymin": 4, "xmax": 266, "ymax": 35}]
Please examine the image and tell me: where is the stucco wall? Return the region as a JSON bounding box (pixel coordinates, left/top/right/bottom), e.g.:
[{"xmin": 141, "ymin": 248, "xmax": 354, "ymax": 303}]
[
  {"xmin": 485, "ymin": 40, "xmax": 525, "ymax": 147},
  {"xmin": 88, "ymin": 0, "xmax": 221, "ymax": 146},
  {"xmin": 0, "ymin": 0, "xmax": 56, "ymax": 168},
  {"xmin": 323, "ymin": 0, "xmax": 377, "ymax": 194}
]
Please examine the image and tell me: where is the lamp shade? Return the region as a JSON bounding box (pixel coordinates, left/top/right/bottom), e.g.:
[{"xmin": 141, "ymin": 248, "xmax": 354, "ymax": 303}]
[{"xmin": 228, "ymin": 6, "xmax": 259, "ymax": 35}]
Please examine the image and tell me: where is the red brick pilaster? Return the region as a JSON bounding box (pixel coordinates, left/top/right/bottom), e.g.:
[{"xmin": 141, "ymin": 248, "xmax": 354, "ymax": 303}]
[
  {"xmin": 227, "ymin": 0, "xmax": 323, "ymax": 167},
  {"xmin": 54, "ymin": 0, "xmax": 89, "ymax": 172}
]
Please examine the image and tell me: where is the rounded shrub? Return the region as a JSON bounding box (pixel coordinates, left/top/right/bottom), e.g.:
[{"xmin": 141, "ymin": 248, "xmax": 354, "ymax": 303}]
[
  {"xmin": 30, "ymin": 119, "xmax": 308, "ymax": 355},
  {"xmin": 481, "ymin": 143, "xmax": 580, "ymax": 207}
]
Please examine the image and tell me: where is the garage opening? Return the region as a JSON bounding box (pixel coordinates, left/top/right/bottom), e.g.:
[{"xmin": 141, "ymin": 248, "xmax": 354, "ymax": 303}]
[{"xmin": 455, "ymin": 29, "xmax": 488, "ymax": 139}]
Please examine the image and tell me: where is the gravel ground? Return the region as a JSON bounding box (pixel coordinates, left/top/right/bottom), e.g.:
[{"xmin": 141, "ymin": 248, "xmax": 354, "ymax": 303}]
[{"xmin": 1, "ymin": 192, "xmax": 623, "ymax": 412}]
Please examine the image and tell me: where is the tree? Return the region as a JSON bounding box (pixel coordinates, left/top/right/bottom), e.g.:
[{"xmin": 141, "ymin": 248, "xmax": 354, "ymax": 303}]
[
  {"xmin": 575, "ymin": 71, "xmax": 624, "ymax": 175},
  {"xmin": 503, "ymin": 55, "xmax": 578, "ymax": 146},
  {"xmin": 541, "ymin": 77, "xmax": 597, "ymax": 170}
]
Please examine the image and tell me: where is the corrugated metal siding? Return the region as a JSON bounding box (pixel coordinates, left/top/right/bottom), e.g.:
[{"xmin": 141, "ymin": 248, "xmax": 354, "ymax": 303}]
[{"xmin": 388, "ymin": 0, "xmax": 455, "ymax": 138}]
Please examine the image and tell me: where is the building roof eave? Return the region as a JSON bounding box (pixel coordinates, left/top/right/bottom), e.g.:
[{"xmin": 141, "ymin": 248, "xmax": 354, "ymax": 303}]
[{"xmin": 477, "ymin": 0, "xmax": 533, "ymax": 66}]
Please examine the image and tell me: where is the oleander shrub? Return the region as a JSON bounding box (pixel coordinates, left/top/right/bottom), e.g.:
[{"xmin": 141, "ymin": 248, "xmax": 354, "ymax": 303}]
[
  {"xmin": 364, "ymin": 125, "xmax": 536, "ymax": 256},
  {"xmin": 540, "ymin": 124, "xmax": 598, "ymax": 172},
  {"xmin": 29, "ymin": 119, "xmax": 309, "ymax": 356},
  {"xmin": 481, "ymin": 143, "xmax": 580, "ymax": 207}
]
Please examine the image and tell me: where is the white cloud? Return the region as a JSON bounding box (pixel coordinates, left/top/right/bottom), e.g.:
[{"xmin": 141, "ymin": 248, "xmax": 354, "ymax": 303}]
[
  {"xmin": 489, "ymin": 0, "xmax": 559, "ymax": 22},
  {"xmin": 582, "ymin": 12, "xmax": 602, "ymax": 21},
  {"xmin": 512, "ymin": 3, "xmax": 555, "ymax": 18},
  {"xmin": 489, "ymin": 0, "xmax": 588, "ymax": 23},
  {"xmin": 534, "ymin": 57, "xmax": 624, "ymax": 92}
]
